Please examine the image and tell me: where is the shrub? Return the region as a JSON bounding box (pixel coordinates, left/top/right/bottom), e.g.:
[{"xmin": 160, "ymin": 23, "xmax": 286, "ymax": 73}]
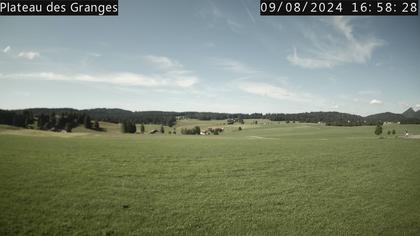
[
  {"xmin": 374, "ymin": 124, "xmax": 383, "ymax": 136},
  {"xmin": 181, "ymin": 126, "xmax": 201, "ymax": 135}
]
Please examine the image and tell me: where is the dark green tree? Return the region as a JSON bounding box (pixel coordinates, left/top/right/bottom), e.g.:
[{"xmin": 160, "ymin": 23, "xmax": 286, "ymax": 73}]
[
  {"xmin": 84, "ymin": 115, "xmax": 92, "ymax": 129},
  {"xmin": 93, "ymin": 121, "xmax": 100, "ymax": 130},
  {"xmin": 193, "ymin": 126, "xmax": 200, "ymax": 135},
  {"xmin": 65, "ymin": 122, "xmax": 73, "ymax": 133},
  {"xmin": 140, "ymin": 123, "xmax": 145, "ymax": 134},
  {"xmin": 121, "ymin": 121, "xmax": 136, "ymax": 133},
  {"xmin": 374, "ymin": 124, "xmax": 383, "ymax": 136}
]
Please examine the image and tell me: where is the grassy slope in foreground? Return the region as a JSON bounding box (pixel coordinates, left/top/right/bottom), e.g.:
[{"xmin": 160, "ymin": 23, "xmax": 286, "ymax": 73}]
[{"xmin": 0, "ymin": 123, "xmax": 420, "ymax": 235}]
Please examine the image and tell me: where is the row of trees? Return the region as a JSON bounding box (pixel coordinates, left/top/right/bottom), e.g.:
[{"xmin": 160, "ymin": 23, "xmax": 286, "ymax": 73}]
[
  {"xmin": 4, "ymin": 108, "xmax": 420, "ymax": 129},
  {"xmin": 0, "ymin": 110, "xmax": 101, "ymax": 132},
  {"xmin": 121, "ymin": 123, "xmax": 179, "ymax": 135},
  {"xmin": 37, "ymin": 113, "xmax": 100, "ymax": 132},
  {"xmin": 374, "ymin": 125, "xmax": 396, "ymax": 136},
  {"xmin": 0, "ymin": 110, "xmax": 34, "ymax": 128}
]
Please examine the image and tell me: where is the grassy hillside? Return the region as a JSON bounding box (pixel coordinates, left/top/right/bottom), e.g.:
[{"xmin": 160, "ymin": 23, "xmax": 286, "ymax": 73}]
[{"xmin": 0, "ymin": 122, "xmax": 419, "ymax": 235}]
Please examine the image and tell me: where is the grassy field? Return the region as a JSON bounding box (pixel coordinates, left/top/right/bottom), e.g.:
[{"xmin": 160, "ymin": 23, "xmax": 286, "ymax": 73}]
[{"xmin": 1, "ymin": 121, "xmax": 420, "ymax": 235}]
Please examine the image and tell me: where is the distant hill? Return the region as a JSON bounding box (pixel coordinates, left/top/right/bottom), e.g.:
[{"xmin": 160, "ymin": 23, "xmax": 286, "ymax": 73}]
[
  {"xmin": 365, "ymin": 112, "xmax": 407, "ymax": 123},
  {"xmin": 402, "ymin": 107, "xmax": 417, "ymax": 118}
]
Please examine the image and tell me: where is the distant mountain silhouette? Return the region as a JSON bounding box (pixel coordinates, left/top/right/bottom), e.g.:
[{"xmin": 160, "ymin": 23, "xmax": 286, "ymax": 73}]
[
  {"xmin": 365, "ymin": 112, "xmax": 406, "ymax": 123},
  {"xmin": 402, "ymin": 107, "xmax": 417, "ymax": 118}
]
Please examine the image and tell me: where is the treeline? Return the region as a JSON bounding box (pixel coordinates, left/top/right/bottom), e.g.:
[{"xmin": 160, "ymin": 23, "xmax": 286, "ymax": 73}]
[
  {"xmin": 3, "ymin": 108, "xmax": 420, "ymax": 128},
  {"xmin": 37, "ymin": 112, "xmax": 101, "ymax": 132},
  {"xmin": 0, "ymin": 110, "xmax": 34, "ymax": 128},
  {"xmin": 265, "ymin": 112, "xmax": 367, "ymax": 125},
  {"xmin": 0, "ymin": 109, "xmax": 100, "ymax": 132},
  {"xmin": 21, "ymin": 108, "xmax": 177, "ymax": 127}
]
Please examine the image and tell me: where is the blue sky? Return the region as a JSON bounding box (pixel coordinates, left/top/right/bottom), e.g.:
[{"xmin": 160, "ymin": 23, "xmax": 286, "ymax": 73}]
[{"xmin": 0, "ymin": 0, "xmax": 419, "ymax": 116}]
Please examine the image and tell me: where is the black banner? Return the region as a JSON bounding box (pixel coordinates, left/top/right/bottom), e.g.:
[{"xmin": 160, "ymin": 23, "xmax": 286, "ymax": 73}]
[
  {"xmin": 0, "ymin": 0, "xmax": 118, "ymax": 16},
  {"xmin": 260, "ymin": 0, "xmax": 418, "ymax": 16}
]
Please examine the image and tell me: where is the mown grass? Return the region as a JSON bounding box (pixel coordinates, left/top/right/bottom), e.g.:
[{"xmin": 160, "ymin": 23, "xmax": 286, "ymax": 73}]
[{"xmin": 0, "ymin": 123, "xmax": 419, "ymax": 235}]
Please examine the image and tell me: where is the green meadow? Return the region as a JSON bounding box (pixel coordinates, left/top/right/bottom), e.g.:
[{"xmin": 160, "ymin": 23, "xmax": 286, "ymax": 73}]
[{"xmin": 1, "ymin": 121, "xmax": 420, "ymax": 235}]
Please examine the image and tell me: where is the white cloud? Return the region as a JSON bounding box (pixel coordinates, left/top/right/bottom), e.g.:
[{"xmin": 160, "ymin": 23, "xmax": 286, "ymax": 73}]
[
  {"xmin": 358, "ymin": 90, "xmax": 381, "ymax": 95},
  {"xmin": 226, "ymin": 19, "xmax": 243, "ymax": 33},
  {"xmin": 3, "ymin": 46, "xmax": 11, "ymax": 53},
  {"xmin": 198, "ymin": 1, "xmax": 243, "ymax": 33},
  {"xmin": 142, "ymin": 55, "xmax": 199, "ymax": 88},
  {"xmin": 287, "ymin": 48, "xmax": 334, "ymax": 69},
  {"xmin": 238, "ymin": 82, "xmax": 314, "ymax": 103},
  {"xmin": 415, "ymin": 104, "xmax": 420, "ymax": 109},
  {"xmin": 0, "ymin": 71, "xmax": 198, "ymax": 89},
  {"xmin": 287, "ymin": 17, "xmax": 383, "ymax": 69},
  {"xmin": 243, "ymin": 2, "xmax": 255, "ymax": 24},
  {"xmin": 87, "ymin": 52, "xmax": 101, "ymax": 57},
  {"xmin": 18, "ymin": 51, "xmax": 40, "ymax": 60},
  {"xmin": 215, "ymin": 58, "xmax": 258, "ymax": 75},
  {"xmin": 370, "ymin": 99, "xmax": 383, "ymax": 105},
  {"xmin": 144, "ymin": 55, "xmax": 183, "ymax": 70}
]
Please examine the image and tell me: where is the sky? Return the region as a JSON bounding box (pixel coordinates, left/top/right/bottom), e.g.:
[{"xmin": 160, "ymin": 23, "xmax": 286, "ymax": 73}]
[{"xmin": 0, "ymin": 0, "xmax": 419, "ymax": 116}]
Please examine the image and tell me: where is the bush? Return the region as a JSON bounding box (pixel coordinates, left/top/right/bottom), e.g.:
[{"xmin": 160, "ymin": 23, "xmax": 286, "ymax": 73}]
[
  {"xmin": 181, "ymin": 126, "xmax": 201, "ymax": 135},
  {"xmin": 374, "ymin": 124, "xmax": 383, "ymax": 136}
]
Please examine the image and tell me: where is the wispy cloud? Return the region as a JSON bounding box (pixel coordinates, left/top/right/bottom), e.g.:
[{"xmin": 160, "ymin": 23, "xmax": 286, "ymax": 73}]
[
  {"xmin": 358, "ymin": 90, "xmax": 382, "ymax": 95},
  {"xmin": 87, "ymin": 52, "xmax": 101, "ymax": 57},
  {"xmin": 3, "ymin": 46, "xmax": 11, "ymax": 53},
  {"xmin": 215, "ymin": 58, "xmax": 258, "ymax": 75},
  {"xmin": 242, "ymin": 1, "xmax": 256, "ymax": 24},
  {"xmin": 0, "ymin": 71, "xmax": 198, "ymax": 89},
  {"xmin": 198, "ymin": 1, "xmax": 244, "ymax": 33},
  {"xmin": 81, "ymin": 52, "xmax": 102, "ymax": 67},
  {"xmin": 18, "ymin": 51, "xmax": 40, "ymax": 60},
  {"xmin": 287, "ymin": 17, "xmax": 383, "ymax": 69},
  {"xmin": 144, "ymin": 55, "xmax": 183, "ymax": 70},
  {"xmin": 143, "ymin": 55, "xmax": 199, "ymax": 88},
  {"xmin": 287, "ymin": 48, "xmax": 334, "ymax": 69},
  {"xmin": 238, "ymin": 81, "xmax": 317, "ymax": 103},
  {"xmin": 370, "ymin": 99, "xmax": 383, "ymax": 105}
]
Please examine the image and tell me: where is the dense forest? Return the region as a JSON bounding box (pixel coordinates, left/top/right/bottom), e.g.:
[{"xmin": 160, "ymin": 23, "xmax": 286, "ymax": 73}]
[
  {"xmin": 0, "ymin": 109, "xmax": 101, "ymax": 132},
  {"xmin": 1, "ymin": 108, "xmax": 420, "ymax": 131}
]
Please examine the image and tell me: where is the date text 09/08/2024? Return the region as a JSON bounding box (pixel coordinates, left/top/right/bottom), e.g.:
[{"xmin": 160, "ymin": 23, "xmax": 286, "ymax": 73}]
[{"xmin": 260, "ymin": 0, "xmax": 418, "ymax": 15}]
